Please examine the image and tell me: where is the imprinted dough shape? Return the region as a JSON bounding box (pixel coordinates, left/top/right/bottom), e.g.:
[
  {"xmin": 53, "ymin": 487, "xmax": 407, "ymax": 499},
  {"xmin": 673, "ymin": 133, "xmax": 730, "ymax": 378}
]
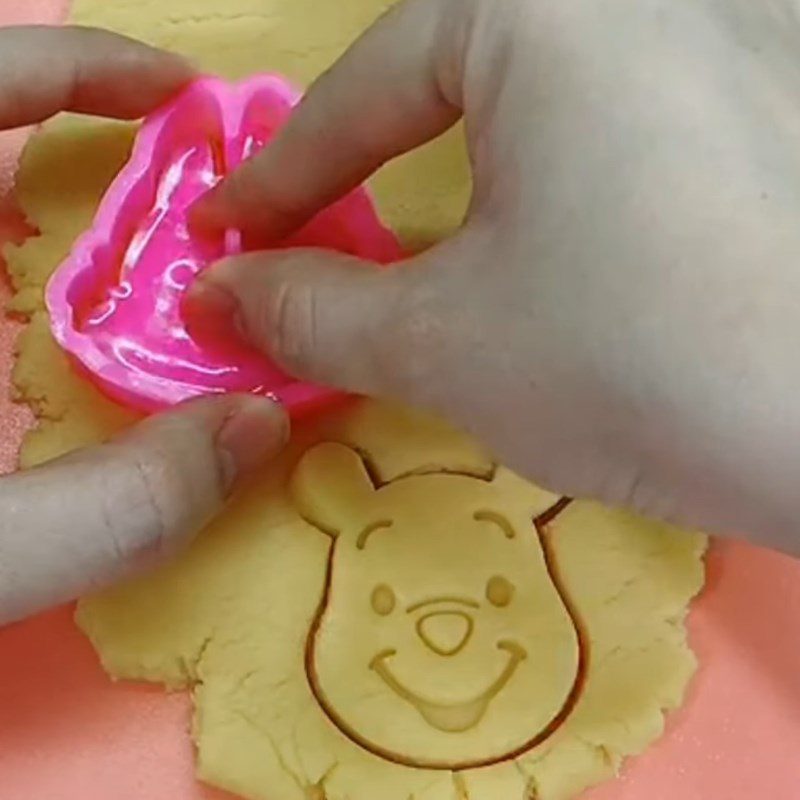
[
  {"xmin": 293, "ymin": 443, "xmax": 584, "ymax": 769},
  {"xmin": 7, "ymin": 2, "xmax": 707, "ymax": 799}
]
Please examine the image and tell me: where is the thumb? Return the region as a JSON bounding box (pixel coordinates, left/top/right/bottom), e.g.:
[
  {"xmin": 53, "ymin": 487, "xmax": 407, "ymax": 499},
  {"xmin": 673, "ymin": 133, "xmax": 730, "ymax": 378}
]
[
  {"xmin": 185, "ymin": 249, "xmax": 439, "ymax": 402},
  {"xmin": 0, "ymin": 394, "xmax": 287, "ymax": 625}
]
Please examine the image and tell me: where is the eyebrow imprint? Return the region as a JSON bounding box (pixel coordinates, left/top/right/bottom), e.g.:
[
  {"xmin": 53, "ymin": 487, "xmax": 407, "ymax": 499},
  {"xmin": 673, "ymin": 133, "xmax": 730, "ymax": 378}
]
[
  {"xmin": 356, "ymin": 520, "xmax": 394, "ymax": 550},
  {"xmin": 473, "ymin": 510, "xmax": 516, "ymax": 539}
]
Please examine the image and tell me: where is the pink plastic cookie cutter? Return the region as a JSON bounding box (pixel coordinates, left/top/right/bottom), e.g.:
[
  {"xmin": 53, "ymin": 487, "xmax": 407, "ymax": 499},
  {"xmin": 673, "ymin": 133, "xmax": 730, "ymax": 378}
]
[{"xmin": 46, "ymin": 75, "xmax": 401, "ymax": 416}]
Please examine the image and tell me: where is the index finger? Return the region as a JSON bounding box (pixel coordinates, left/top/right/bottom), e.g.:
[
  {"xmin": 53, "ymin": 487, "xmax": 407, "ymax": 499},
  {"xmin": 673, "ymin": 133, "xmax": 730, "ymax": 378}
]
[
  {"xmin": 0, "ymin": 25, "xmax": 195, "ymax": 130},
  {"xmin": 192, "ymin": 0, "xmax": 465, "ymax": 241},
  {"xmin": 0, "ymin": 395, "xmax": 287, "ymax": 626}
]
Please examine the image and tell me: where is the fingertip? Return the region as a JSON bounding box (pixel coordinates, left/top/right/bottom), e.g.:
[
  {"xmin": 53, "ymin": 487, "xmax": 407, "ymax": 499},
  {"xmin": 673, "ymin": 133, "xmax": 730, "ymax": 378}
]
[
  {"xmin": 61, "ymin": 26, "xmax": 198, "ymax": 120},
  {"xmin": 139, "ymin": 393, "xmax": 290, "ymax": 496},
  {"xmin": 107, "ymin": 44, "xmax": 198, "ymax": 119},
  {"xmin": 189, "ymin": 187, "xmax": 227, "ymax": 234},
  {"xmin": 215, "ymin": 394, "xmax": 290, "ymax": 492},
  {"xmin": 153, "ymin": 52, "xmax": 198, "ymax": 99},
  {"xmin": 190, "ymin": 183, "xmax": 274, "ymax": 250},
  {"xmin": 159, "ymin": 48, "xmax": 198, "ymax": 80},
  {"xmin": 182, "ymin": 270, "xmax": 246, "ymax": 350},
  {"xmin": 129, "ymin": 35, "xmax": 196, "ymax": 83},
  {"xmin": 184, "ymin": 270, "xmax": 238, "ymax": 316},
  {"xmin": 192, "ymin": 165, "xmax": 289, "ymax": 246}
]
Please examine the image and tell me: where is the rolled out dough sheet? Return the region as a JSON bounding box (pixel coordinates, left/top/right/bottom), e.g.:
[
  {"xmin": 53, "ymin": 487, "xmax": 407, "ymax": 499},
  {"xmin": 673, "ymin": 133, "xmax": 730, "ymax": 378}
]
[
  {"xmin": 6, "ymin": 2, "xmax": 706, "ymax": 800},
  {"xmin": 74, "ymin": 400, "xmax": 705, "ymax": 800}
]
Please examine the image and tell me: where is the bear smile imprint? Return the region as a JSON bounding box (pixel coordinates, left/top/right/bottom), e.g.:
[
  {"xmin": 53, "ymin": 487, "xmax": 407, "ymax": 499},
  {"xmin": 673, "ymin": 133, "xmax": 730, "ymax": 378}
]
[{"xmin": 369, "ymin": 640, "xmax": 528, "ymax": 733}]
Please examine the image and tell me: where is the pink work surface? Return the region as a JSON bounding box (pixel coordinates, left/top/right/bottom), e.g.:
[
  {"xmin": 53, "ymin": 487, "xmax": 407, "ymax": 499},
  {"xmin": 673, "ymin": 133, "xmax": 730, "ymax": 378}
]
[{"xmin": 0, "ymin": 4, "xmax": 799, "ymax": 800}]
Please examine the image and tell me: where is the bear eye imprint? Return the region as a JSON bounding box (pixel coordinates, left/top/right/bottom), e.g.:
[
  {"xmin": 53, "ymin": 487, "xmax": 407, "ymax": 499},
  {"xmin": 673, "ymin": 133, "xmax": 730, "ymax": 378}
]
[
  {"xmin": 486, "ymin": 575, "xmax": 515, "ymax": 608},
  {"xmin": 371, "ymin": 584, "xmax": 397, "ymax": 616},
  {"xmin": 473, "ymin": 510, "xmax": 515, "ymax": 539},
  {"xmin": 357, "ymin": 519, "xmax": 393, "ymax": 550}
]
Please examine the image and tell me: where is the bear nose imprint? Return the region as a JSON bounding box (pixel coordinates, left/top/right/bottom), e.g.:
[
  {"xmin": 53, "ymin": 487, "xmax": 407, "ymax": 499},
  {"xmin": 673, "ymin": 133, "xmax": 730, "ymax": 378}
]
[{"xmin": 416, "ymin": 611, "xmax": 474, "ymax": 657}]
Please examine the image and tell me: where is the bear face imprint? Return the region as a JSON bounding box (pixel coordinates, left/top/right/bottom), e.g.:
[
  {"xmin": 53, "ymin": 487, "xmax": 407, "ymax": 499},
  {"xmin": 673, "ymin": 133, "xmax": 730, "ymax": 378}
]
[{"xmin": 292, "ymin": 443, "xmax": 589, "ymax": 770}]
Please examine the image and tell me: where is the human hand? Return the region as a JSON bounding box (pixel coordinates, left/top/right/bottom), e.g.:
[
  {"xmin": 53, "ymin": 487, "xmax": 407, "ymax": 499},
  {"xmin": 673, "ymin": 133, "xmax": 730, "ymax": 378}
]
[
  {"xmin": 0, "ymin": 26, "xmax": 289, "ymax": 625},
  {"xmin": 193, "ymin": 0, "xmax": 800, "ymax": 553}
]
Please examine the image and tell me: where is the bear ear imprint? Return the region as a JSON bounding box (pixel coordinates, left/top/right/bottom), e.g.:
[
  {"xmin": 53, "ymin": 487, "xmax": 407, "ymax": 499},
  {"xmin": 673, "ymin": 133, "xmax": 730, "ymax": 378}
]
[
  {"xmin": 291, "ymin": 442, "xmax": 378, "ymax": 539},
  {"xmin": 491, "ymin": 465, "xmax": 564, "ymax": 516}
]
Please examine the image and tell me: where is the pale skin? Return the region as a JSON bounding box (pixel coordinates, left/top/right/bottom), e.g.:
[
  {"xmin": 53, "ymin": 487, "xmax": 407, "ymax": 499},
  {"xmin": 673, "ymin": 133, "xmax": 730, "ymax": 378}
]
[
  {"xmin": 3, "ymin": 0, "xmax": 800, "ymax": 623},
  {"xmin": 193, "ymin": 0, "xmax": 800, "ymax": 555}
]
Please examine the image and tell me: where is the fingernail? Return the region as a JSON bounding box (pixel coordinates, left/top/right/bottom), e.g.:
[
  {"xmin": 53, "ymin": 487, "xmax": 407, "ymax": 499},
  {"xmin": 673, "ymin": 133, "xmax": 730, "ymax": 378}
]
[
  {"xmin": 187, "ymin": 276, "xmax": 236, "ymax": 313},
  {"xmin": 189, "ymin": 193, "xmax": 225, "ymax": 234},
  {"xmin": 184, "ymin": 277, "xmax": 246, "ymax": 342},
  {"xmin": 216, "ymin": 396, "xmax": 289, "ymax": 493}
]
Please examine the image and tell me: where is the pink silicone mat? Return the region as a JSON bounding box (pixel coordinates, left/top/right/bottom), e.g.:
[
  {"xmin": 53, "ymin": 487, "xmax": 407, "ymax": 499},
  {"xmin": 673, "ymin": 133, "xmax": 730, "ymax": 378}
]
[{"xmin": 0, "ymin": 4, "xmax": 798, "ymax": 799}]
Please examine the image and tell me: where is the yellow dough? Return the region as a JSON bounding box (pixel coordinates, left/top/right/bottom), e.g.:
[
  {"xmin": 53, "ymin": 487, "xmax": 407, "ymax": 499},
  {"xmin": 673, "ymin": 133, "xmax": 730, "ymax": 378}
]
[
  {"xmin": 70, "ymin": 406, "xmax": 704, "ymax": 800},
  {"xmin": 6, "ymin": 2, "xmax": 707, "ymax": 800},
  {"xmin": 292, "ymin": 444, "xmax": 580, "ymax": 770}
]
